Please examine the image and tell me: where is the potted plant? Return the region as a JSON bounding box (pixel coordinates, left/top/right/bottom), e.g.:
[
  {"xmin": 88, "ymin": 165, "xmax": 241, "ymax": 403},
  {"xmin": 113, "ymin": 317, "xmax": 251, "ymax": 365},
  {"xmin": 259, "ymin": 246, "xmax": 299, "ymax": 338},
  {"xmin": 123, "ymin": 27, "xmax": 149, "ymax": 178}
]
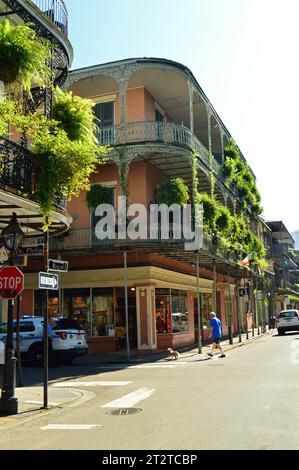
[
  {"xmin": 0, "ymin": 20, "xmax": 51, "ymax": 91},
  {"xmin": 157, "ymin": 177, "xmax": 189, "ymax": 206},
  {"xmin": 53, "ymin": 88, "xmax": 98, "ymax": 144}
]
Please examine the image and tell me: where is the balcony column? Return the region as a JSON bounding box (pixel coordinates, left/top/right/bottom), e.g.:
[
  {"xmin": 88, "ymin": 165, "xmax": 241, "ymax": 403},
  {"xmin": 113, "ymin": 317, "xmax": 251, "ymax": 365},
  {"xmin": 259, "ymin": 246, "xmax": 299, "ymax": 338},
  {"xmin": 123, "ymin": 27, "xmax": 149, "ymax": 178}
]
[
  {"xmin": 118, "ymin": 78, "xmax": 128, "ymax": 126},
  {"xmin": 188, "ymin": 81, "xmax": 194, "ymax": 135},
  {"xmin": 220, "ymin": 131, "xmax": 225, "ymax": 164},
  {"xmin": 205, "ymin": 104, "xmax": 214, "ymax": 197}
]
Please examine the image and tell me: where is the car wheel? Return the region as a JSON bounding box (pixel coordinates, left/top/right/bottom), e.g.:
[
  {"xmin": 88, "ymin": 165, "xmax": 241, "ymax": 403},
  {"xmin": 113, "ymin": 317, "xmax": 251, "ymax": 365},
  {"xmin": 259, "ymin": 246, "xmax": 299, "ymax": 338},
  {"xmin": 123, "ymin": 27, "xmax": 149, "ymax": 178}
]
[
  {"xmin": 29, "ymin": 341, "xmax": 53, "ymax": 365},
  {"xmin": 28, "ymin": 342, "xmax": 43, "ymax": 364},
  {"xmin": 278, "ymin": 329, "xmax": 285, "ymax": 336}
]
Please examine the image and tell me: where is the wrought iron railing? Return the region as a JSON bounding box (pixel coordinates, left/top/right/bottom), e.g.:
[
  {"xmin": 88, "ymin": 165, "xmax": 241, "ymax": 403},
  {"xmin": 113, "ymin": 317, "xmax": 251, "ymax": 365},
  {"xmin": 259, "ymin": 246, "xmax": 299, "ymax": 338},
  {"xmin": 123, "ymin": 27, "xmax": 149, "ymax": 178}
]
[
  {"xmin": 30, "ymin": 0, "xmax": 68, "ymax": 36},
  {"xmin": 50, "ymin": 225, "xmax": 238, "ymax": 265},
  {"xmin": 98, "ymin": 121, "xmax": 224, "ymax": 184},
  {"xmin": 0, "ymin": 136, "xmax": 67, "ymax": 212}
]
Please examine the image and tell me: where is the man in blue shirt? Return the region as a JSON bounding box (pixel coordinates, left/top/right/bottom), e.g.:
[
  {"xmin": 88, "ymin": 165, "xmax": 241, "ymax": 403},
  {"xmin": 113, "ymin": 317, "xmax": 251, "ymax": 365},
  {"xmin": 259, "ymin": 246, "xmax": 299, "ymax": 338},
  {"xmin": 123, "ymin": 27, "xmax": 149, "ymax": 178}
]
[{"xmin": 208, "ymin": 312, "xmax": 226, "ymax": 358}]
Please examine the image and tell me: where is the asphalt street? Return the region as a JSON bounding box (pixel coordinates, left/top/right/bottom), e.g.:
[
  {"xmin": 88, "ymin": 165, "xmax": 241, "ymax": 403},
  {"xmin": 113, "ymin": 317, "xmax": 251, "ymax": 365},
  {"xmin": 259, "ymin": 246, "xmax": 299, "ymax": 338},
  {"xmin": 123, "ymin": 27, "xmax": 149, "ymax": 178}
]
[{"xmin": 0, "ymin": 331, "xmax": 299, "ymax": 450}]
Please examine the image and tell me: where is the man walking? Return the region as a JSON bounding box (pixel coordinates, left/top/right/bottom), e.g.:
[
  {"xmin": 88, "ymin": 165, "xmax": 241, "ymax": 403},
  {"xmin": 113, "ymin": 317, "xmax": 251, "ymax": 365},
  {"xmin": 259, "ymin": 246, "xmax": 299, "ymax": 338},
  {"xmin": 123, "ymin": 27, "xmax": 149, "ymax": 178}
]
[{"xmin": 208, "ymin": 312, "xmax": 226, "ymax": 358}]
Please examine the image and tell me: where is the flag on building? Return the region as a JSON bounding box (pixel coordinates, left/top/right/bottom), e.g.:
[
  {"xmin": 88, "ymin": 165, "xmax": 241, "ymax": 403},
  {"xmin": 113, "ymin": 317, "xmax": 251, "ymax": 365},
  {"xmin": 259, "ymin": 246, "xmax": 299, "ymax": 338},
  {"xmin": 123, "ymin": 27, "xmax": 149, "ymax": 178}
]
[{"xmin": 241, "ymin": 252, "xmax": 253, "ymax": 267}]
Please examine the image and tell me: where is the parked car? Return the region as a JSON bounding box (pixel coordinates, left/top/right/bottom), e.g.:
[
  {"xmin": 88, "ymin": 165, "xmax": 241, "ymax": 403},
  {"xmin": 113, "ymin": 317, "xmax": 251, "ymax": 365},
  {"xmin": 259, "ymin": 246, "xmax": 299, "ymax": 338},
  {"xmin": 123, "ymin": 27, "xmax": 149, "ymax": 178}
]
[
  {"xmin": 0, "ymin": 339, "xmax": 4, "ymax": 365},
  {"xmin": 0, "ymin": 316, "xmax": 88, "ymax": 365},
  {"xmin": 277, "ymin": 310, "xmax": 299, "ymax": 335}
]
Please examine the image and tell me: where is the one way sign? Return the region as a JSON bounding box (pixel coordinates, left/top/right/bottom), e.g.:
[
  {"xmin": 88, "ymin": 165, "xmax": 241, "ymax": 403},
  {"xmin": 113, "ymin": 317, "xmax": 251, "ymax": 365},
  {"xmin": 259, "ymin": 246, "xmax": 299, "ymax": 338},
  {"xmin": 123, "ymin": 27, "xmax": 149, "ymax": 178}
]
[{"xmin": 39, "ymin": 272, "xmax": 59, "ymax": 290}]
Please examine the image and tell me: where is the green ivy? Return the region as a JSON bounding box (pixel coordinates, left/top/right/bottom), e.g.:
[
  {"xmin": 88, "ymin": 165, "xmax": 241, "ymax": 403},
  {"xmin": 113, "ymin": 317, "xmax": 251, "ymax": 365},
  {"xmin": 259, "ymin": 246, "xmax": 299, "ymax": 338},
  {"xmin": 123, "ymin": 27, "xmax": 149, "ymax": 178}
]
[
  {"xmin": 157, "ymin": 177, "xmax": 189, "ymax": 206},
  {"xmin": 222, "ymin": 139, "xmax": 263, "ymax": 217},
  {"xmin": 86, "ymin": 185, "xmax": 112, "ymax": 210},
  {"xmin": 53, "ymin": 88, "xmax": 98, "ymax": 144},
  {"xmin": 0, "ymin": 20, "xmax": 51, "ymax": 92}
]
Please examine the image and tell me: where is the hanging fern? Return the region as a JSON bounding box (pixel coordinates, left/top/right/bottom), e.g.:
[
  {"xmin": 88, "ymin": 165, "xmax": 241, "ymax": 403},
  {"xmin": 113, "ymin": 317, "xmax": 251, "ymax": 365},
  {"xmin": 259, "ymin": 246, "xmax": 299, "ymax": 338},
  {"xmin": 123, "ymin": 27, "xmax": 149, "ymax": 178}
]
[
  {"xmin": 157, "ymin": 177, "xmax": 189, "ymax": 206},
  {"xmin": 86, "ymin": 185, "xmax": 112, "ymax": 210},
  {"xmin": 0, "ymin": 20, "xmax": 51, "ymax": 92}
]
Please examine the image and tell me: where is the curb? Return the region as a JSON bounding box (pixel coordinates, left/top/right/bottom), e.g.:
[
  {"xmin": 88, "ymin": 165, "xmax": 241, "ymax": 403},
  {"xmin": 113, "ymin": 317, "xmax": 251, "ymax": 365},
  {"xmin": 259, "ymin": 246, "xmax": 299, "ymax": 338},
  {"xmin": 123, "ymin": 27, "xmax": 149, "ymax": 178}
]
[{"xmin": 0, "ymin": 388, "xmax": 83, "ymax": 432}]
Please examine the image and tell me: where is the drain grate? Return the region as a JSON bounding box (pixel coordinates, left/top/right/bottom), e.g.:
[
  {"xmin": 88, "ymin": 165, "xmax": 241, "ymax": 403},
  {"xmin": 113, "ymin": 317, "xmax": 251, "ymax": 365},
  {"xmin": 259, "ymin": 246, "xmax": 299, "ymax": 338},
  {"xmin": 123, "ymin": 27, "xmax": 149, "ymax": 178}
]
[
  {"xmin": 207, "ymin": 363, "xmax": 225, "ymax": 367},
  {"xmin": 107, "ymin": 408, "xmax": 142, "ymax": 416}
]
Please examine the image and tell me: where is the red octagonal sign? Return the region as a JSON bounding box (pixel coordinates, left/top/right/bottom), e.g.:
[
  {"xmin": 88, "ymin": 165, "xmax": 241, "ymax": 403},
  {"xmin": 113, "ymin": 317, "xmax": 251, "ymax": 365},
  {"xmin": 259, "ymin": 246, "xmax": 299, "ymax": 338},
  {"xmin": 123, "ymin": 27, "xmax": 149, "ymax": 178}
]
[{"xmin": 0, "ymin": 266, "xmax": 24, "ymax": 299}]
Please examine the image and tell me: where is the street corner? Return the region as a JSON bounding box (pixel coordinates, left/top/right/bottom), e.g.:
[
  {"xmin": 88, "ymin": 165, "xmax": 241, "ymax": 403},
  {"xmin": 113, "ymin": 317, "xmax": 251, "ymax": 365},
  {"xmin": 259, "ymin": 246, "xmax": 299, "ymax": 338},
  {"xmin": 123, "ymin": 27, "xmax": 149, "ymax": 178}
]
[{"xmin": 0, "ymin": 386, "xmax": 83, "ymax": 431}]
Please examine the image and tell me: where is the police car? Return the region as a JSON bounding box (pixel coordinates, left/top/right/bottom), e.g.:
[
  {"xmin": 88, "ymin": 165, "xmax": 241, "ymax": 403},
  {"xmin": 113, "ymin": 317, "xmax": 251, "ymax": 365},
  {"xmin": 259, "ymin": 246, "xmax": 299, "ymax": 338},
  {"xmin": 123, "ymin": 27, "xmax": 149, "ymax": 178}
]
[{"xmin": 0, "ymin": 316, "xmax": 88, "ymax": 365}]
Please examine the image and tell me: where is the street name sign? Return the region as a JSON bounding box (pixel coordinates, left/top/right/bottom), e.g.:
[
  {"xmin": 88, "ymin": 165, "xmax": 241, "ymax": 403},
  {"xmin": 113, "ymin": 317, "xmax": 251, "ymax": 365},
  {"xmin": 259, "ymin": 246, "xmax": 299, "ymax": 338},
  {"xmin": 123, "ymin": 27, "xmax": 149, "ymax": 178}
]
[
  {"xmin": 39, "ymin": 272, "xmax": 58, "ymax": 290},
  {"xmin": 17, "ymin": 244, "xmax": 44, "ymax": 257},
  {"xmin": 0, "ymin": 266, "xmax": 24, "ymax": 299},
  {"xmin": 48, "ymin": 259, "xmax": 68, "ymax": 272}
]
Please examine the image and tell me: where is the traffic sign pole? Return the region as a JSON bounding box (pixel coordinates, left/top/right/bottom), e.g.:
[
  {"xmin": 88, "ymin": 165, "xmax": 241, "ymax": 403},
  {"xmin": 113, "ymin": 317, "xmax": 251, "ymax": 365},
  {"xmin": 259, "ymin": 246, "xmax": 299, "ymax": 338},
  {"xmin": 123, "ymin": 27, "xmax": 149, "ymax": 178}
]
[{"xmin": 43, "ymin": 230, "xmax": 49, "ymax": 410}]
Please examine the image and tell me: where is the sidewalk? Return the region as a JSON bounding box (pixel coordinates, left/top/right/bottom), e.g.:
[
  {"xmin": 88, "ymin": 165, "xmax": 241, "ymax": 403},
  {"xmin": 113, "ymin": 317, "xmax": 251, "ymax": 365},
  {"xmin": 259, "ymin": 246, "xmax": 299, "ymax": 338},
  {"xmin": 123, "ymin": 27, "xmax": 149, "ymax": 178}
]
[
  {"xmin": 0, "ymin": 385, "xmax": 82, "ymax": 430},
  {"xmin": 75, "ymin": 327, "xmax": 274, "ymax": 365}
]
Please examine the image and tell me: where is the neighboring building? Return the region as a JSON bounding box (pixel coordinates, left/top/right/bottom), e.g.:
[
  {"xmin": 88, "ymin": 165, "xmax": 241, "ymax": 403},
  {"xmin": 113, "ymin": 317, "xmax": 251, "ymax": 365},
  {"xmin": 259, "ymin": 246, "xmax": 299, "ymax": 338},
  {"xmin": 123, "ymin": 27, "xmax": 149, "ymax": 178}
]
[
  {"xmin": 292, "ymin": 230, "xmax": 299, "ymax": 250},
  {"xmin": 267, "ymin": 221, "xmax": 299, "ymax": 312},
  {"xmin": 0, "ymin": 0, "xmax": 72, "ymax": 320},
  {"xmin": 20, "ymin": 58, "xmax": 270, "ymax": 353}
]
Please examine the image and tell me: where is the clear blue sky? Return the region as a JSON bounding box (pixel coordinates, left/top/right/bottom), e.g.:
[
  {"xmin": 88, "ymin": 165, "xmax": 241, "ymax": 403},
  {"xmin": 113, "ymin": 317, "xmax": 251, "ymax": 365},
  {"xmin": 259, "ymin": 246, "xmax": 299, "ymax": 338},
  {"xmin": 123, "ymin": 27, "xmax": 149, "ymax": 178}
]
[{"xmin": 65, "ymin": 0, "xmax": 299, "ymax": 233}]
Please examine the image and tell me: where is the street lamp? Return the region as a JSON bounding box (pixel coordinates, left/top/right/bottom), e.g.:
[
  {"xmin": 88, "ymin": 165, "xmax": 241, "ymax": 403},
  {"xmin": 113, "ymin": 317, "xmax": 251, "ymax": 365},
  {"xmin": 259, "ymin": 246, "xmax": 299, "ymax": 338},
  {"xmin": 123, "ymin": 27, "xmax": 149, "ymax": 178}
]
[
  {"xmin": 2, "ymin": 212, "xmax": 25, "ymax": 261},
  {"xmin": 0, "ymin": 212, "xmax": 25, "ymax": 416}
]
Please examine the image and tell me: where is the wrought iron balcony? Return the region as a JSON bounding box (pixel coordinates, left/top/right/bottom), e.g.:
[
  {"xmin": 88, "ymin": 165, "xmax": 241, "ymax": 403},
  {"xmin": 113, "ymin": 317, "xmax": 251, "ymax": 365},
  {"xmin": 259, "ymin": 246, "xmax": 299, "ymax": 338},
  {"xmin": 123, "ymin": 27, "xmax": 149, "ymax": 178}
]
[
  {"xmin": 50, "ymin": 225, "xmax": 239, "ymax": 266},
  {"xmin": 30, "ymin": 0, "xmax": 68, "ymax": 37},
  {"xmin": 0, "ymin": 136, "xmax": 67, "ymax": 213},
  {"xmin": 98, "ymin": 120, "xmax": 223, "ymax": 182}
]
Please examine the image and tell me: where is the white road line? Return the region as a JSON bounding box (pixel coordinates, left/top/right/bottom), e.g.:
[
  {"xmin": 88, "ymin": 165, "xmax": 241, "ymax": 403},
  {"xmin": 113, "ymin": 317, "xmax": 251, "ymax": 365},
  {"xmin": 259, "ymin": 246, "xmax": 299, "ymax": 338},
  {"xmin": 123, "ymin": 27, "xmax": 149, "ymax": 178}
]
[
  {"xmin": 96, "ymin": 364, "xmax": 174, "ymax": 370},
  {"xmin": 24, "ymin": 400, "xmax": 58, "ymax": 406},
  {"xmin": 52, "ymin": 381, "xmax": 132, "ymax": 388},
  {"xmin": 41, "ymin": 424, "xmax": 103, "ymax": 430},
  {"xmin": 101, "ymin": 387, "xmax": 156, "ymax": 408}
]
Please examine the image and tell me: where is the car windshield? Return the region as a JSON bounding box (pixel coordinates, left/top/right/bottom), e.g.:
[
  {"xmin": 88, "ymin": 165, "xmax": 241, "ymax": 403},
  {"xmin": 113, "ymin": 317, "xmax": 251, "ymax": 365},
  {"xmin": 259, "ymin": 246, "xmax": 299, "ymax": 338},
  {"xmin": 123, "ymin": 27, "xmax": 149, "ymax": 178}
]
[
  {"xmin": 279, "ymin": 311, "xmax": 298, "ymax": 318},
  {"xmin": 52, "ymin": 319, "xmax": 81, "ymax": 330}
]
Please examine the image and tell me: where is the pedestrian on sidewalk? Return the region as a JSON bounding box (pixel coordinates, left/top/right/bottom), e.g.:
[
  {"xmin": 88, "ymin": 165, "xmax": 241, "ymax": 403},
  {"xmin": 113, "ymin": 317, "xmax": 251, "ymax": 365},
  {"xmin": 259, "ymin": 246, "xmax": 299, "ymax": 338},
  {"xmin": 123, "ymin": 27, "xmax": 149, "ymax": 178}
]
[{"xmin": 208, "ymin": 312, "xmax": 226, "ymax": 358}]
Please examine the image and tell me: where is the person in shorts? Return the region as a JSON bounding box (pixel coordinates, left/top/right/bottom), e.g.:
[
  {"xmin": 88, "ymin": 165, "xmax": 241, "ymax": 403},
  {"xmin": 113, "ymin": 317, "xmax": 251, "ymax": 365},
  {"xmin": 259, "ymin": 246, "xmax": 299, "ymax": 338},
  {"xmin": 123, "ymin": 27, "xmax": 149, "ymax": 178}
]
[{"xmin": 208, "ymin": 312, "xmax": 226, "ymax": 358}]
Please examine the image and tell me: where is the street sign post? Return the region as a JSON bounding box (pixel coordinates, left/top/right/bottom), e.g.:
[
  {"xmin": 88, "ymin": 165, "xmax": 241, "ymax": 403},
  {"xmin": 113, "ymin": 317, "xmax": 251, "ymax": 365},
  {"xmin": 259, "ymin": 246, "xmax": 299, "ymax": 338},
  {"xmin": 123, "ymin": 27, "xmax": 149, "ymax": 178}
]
[
  {"xmin": 0, "ymin": 266, "xmax": 24, "ymax": 299},
  {"xmin": 38, "ymin": 272, "xmax": 58, "ymax": 291},
  {"xmin": 48, "ymin": 259, "xmax": 68, "ymax": 272}
]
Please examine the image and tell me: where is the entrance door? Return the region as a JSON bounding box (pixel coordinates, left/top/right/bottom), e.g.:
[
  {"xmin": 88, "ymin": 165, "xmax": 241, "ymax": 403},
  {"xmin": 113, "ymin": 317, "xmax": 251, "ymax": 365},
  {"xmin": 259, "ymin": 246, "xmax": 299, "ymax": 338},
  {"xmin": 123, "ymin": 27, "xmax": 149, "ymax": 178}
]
[{"xmin": 114, "ymin": 287, "xmax": 137, "ymax": 350}]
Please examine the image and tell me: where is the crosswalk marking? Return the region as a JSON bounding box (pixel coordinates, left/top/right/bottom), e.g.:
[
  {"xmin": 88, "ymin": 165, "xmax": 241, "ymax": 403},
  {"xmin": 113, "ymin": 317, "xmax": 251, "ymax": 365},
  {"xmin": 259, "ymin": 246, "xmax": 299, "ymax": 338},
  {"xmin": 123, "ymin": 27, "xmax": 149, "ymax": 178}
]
[
  {"xmin": 52, "ymin": 381, "xmax": 132, "ymax": 388},
  {"xmin": 96, "ymin": 364, "xmax": 175, "ymax": 370},
  {"xmin": 101, "ymin": 387, "xmax": 156, "ymax": 408},
  {"xmin": 41, "ymin": 424, "xmax": 102, "ymax": 430}
]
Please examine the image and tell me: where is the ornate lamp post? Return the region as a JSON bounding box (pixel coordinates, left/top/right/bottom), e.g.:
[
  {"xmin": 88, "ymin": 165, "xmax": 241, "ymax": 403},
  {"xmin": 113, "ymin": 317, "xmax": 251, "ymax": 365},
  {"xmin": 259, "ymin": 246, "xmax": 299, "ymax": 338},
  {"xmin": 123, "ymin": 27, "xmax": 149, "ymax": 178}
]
[{"xmin": 0, "ymin": 213, "xmax": 25, "ymax": 416}]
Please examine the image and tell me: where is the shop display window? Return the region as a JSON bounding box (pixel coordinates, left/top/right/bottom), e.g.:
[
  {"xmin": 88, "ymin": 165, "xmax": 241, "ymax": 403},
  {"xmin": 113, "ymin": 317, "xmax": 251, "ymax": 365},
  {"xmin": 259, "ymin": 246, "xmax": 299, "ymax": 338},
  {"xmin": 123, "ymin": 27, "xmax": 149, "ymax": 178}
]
[
  {"xmin": 155, "ymin": 288, "xmax": 171, "ymax": 333},
  {"xmin": 63, "ymin": 288, "xmax": 91, "ymax": 337},
  {"xmin": 171, "ymin": 290, "xmax": 189, "ymax": 333},
  {"xmin": 92, "ymin": 288, "xmax": 114, "ymax": 337}
]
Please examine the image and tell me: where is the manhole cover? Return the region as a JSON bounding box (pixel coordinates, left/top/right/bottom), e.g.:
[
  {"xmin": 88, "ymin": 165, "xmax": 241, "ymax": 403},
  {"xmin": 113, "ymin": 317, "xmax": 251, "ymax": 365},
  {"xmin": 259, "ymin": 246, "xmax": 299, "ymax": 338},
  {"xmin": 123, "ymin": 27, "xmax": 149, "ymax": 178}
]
[{"xmin": 107, "ymin": 408, "xmax": 142, "ymax": 416}]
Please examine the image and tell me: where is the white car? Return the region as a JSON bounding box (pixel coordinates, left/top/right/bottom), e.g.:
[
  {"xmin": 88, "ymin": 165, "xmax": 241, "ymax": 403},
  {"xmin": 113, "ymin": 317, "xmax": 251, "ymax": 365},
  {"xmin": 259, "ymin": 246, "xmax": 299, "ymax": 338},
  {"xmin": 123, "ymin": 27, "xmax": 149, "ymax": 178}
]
[
  {"xmin": 0, "ymin": 316, "xmax": 88, "ymax": 365},
  {"xmin": 277, "ymin": 310, "xmax": 299, "ymax": 335},
  {"xmin": 0, "ymin": 339, "xmax": 4, "ymax": 365}
]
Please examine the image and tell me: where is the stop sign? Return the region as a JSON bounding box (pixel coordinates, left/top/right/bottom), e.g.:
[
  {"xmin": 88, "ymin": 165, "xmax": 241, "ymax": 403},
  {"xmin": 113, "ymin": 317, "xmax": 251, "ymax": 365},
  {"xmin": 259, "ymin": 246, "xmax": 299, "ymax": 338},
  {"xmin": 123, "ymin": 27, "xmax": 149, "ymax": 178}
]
[{"xmin": 0, "ymin": 266, "xmax": 24, "ymax": 299}]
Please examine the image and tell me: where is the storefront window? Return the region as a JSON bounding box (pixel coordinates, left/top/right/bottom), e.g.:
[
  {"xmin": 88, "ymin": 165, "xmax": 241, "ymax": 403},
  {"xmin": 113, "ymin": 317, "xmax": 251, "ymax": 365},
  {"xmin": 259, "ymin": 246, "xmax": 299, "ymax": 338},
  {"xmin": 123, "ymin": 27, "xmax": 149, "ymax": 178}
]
[
  {"xmin": 194, "ymin": 292, "xmax": 212, "ymax": 329},
  {"xmin": 171, "ymin": 290, "xmax": 189, "ymax": 333},
  {"xmin": 155, "ymin": 289, "xmax": 189, "ymax": 334},
  {"xmin": 201, "ymin": 293, "xmax": 212, "ymax": 328},
  {"xmin": 34, "ymin": 290, "xmax": 59, "ymax": 319},
  {"xmin": 155, "ymin": 288, "xmax": 171, "ymax": 333},
  {"xmin": 63, "ymin": 288, "xmax": 91, "ymax": 337},
  {"xmin": 92, "ymin": 288, "xmax": 114, "ymax": 337}
]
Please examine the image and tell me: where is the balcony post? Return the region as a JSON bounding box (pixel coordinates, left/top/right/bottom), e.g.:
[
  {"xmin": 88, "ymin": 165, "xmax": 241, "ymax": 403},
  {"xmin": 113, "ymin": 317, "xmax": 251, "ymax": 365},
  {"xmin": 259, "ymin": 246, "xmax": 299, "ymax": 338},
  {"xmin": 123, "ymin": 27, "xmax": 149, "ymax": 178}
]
[
  {"xmin": 188, "ymin": 81, "xmax": 194, "ymax": 135},
  {"xmin": 119, "ymin": 78, "xmax": 128, "ymax": 126},
  {"xmin": 220, "ymin": 131, "xmax": 225, "ymax": 164}
]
